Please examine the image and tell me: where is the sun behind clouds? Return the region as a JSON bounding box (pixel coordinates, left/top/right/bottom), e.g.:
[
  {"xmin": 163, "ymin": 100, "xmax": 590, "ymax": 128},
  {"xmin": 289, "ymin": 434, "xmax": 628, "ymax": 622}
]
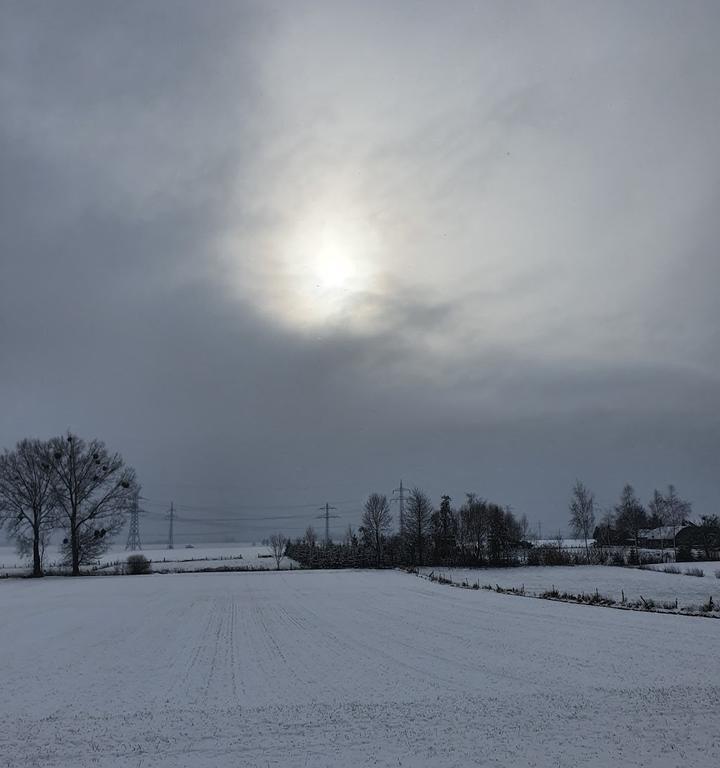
[{"xmin": 237, "ymin": 197, "xmax": 383, "ymax": 331}]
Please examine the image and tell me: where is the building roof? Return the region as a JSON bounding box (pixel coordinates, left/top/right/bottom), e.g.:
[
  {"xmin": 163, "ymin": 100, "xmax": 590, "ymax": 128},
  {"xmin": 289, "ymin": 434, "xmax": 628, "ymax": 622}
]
[{"xmin": 638, "ymin": 525, "xmax": 684, "ymax": 540}]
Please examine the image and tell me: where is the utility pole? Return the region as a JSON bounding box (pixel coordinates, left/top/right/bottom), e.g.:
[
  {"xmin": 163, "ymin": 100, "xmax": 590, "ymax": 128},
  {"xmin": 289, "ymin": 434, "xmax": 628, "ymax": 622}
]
[
  {"xmin": 167, "ymin": 501, "xmax": 175, "ymax": 549},
  {"xmin": 125, "ymin": 491, "xmax": 142, "ymax": 551},
  {"xmin": 316, "ymin": 502, "xmax": 338, "ymax": 545},
  {"xmin": 391, "ymin": 480, "xmax": 407, "ymax": 535}
]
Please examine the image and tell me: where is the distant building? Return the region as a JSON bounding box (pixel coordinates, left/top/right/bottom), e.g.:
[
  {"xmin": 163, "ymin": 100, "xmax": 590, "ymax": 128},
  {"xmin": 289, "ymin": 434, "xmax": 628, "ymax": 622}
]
[
  {"xmin": 638, "ymin": 526, "xmax": 683, "ymax": 549},
  {"xmin": 638, "ymin": 524, "xmax": 710, "ymax": 551}
]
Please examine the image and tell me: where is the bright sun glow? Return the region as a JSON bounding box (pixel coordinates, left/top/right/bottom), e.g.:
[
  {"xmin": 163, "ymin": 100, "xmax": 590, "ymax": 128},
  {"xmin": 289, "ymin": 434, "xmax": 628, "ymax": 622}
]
[
  {"xmin": 277, "ymin": 209, "xmax": 380, "ymax": 327},
  {"xmin": 311, "ymin": 229, "xmax": 358, "ymax": 291},
  {"xmin": 225, "ymin": 197, "xmax": 383, "ymax": 331}
]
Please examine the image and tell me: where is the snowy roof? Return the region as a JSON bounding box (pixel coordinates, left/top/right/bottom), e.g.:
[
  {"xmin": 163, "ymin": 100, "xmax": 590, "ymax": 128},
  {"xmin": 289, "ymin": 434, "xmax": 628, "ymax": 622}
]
[{"xmin": 638, "ymin": 525, "xmax": 684, "ymax": 540}]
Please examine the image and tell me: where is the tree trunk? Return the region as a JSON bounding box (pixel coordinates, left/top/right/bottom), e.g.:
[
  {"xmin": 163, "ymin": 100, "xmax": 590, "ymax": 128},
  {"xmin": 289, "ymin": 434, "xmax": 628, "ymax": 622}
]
[
  {"xmin": 71, "ymin": 512, "xmax": 80, "ymax": 576},
  {"xmin": 32, "ymin": 531, "xmax": 42, "ymax": 577}
]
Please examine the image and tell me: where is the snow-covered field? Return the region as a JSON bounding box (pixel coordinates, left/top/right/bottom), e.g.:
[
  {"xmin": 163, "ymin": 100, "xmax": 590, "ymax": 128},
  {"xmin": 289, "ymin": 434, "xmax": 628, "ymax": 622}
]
[
  {"xmin": 99, "ymin": 544, "xmax": 298, "ymax": 572},
  {"xmin": 421, "ymin": 563, "xmax": 720, "ymax": 609},
  {"xmin": 0, "ymin": 543, "xmax": 297, "ymax": 575},
  {"xmin": 2, "ymin": 570, "xmax": 719, "ymax": 767}
]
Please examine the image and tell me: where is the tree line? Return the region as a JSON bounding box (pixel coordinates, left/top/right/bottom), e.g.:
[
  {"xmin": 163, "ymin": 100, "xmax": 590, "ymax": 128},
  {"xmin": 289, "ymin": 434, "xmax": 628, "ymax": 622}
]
[
  {"xmin": 0, "ymin": 434, "xmax": 137, "ymax": 576},
  {"xmin": 286, "ymin": 488, "xmax": 532, "ymax": 569},
  {"xmin": 286, "ymin": 480, "xmax": 719, "ymax": 570},
  {"xmin": 570, "ymin": 480, "xmax": 719, "ymax": 561}
]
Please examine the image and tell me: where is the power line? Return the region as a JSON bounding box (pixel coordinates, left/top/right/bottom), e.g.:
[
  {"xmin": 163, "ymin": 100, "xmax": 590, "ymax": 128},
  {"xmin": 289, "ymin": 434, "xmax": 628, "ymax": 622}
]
[
  {"xmin": 137, "ymin": 495, "xmax": 364, "ymax": 543},
  {"xmin": 139, "ymin": 496, "xmax": 361, "ymax": 512}
]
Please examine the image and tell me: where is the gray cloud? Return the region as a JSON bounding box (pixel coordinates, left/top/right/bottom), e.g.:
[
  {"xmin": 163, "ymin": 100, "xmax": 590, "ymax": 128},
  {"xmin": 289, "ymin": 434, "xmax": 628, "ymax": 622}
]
[{"xmin": 1, "ymin": 1, "xmax": 719, "ymax": 542}]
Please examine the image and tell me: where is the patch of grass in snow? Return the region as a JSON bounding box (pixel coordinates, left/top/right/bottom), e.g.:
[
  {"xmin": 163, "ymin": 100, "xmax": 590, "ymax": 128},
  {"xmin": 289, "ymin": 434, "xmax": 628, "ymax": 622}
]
[
  {"xmin": 538, "ymin": 585, "xmax": 615, "ymax": 606},
  {"xmin": 684, "ymin": 567, "xmax": 704, "ymax": 577},
  {"xmin": 663, "ymin": 566, "xmax": 681, "ymax": 574}
]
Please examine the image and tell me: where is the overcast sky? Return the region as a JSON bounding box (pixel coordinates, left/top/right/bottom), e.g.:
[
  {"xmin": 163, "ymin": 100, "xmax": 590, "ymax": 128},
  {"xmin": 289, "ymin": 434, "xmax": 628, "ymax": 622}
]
[{"xmin": 1, "ymin": 1, "xmax": 719, "ymax": 543}]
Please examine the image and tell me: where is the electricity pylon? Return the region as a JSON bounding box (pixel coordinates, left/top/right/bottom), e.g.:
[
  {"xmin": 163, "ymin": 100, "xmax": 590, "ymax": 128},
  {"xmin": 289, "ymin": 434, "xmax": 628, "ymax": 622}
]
[
  {"xmin": 316, "ymin": 502, "xmax": 339, "ymax": 545},
  {"xmin": 391, "ymin": 480, "xmax": 407, "ymax": 535},
  {"xmin": 125, "ymin": 492, "xmax": 142, "ymax": 551},
  {"xmin": 166, "ymin": 501, "xmax": 175, "ymax": 549}
]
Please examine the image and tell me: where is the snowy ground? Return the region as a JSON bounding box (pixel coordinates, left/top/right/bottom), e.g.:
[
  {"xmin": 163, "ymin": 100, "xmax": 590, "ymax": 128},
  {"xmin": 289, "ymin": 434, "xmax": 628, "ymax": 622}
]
[
  {"xmin": 0, "ymin": 543, "xmax": 297, "ymax": 575},
  {"xmin": 2, "ymin": 570, "xmax": 719, "ymax": 767},
  {"xmin": 421, "ymin": 563, "xmax": 720, "ymax": 609}
]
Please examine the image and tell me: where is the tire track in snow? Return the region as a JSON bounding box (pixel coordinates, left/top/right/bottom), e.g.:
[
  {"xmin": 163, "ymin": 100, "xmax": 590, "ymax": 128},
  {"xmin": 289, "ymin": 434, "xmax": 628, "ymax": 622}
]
[{"xmin": 167, "ymin": 596, "xmax": 221, "ymax": 702}]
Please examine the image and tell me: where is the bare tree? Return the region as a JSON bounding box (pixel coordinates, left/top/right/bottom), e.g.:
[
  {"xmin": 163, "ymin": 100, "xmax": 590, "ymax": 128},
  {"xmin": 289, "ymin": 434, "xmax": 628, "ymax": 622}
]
[
  {"xmin": 47, "ymin": 433, "xmax": 137, "ymax": 575},
  {"xmin": 0, "ymin": 439, "xmax": 57, "ymax": 577},
  {"xmin": 595, "ymin": 507, "xmax": 616, "ymax": 548},
  {"xmin": 405, "ymin": 487, "xmax": 432, "ymax": 566},
  {"xmin": 361, "ymin": 493, "xmax": 392, "ymax": 566},
  {"xmin": 648, "ymin": 489, "xmax": 667, "ymax": 557},
  {"xmin": 614, "ymin": 484, "xmax": 647, "ymax": 556},
  {"xmin": 695, "ymin": 515, "xmax": 720, "ymax": 560},
  {"xmin": 569, "ymin": 480, "xmax": 595, "ymax": 557},
  {"xmin": 518, "ymin": 513, "xmax": 530, "ymax": 542},
  {"xmin": 662, "ymin": 484, "xmax": 691, "ymax": 560},
  {"xmin": 269, "ymin": 532, "xmax": 287, "ymax": 570},
  {"xmin": 460, "ymin": 494, "xmax": 488, "ymax": 563},
  {"xmin": 304, "ymin": 525, "xmax": 317, "ymax": 548},
  {"xmin": 343, "ymin": 524, "xmax": 356, "ymax": 547}
]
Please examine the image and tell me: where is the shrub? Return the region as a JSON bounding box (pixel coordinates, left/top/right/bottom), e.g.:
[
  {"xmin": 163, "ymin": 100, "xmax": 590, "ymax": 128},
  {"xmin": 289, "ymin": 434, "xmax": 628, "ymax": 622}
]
[
  {"xmin": 594, "ymin": 549, "xmax": 609, "ymax": 565},
  {"xmin": 541, "ymin": 586, "xmax": 560, "ymax": 599},
  {"xmin": 684, "ymin": 567, "xmax": 704, "ymax": 577},
  {"xmin": 715, "ymin": 569, "xmax": 720, "ymax": 579},
  {"xmin": 527, "ymin": 546, "xmax": 572, "ymax": 566},
  {"xmin": 663, "ymin": 565, "xmax": 681, "ymax": 574},
  {"xmin": 610, "ymin": 551, "xmax": 626, "ymax": 566},
  {"xmin": 126, "ymin": 554, "xmax": 151, "ymax": 575},
  {"xmin": 701, "ymin": 596, "xmax": 715, "ymax": 613}
]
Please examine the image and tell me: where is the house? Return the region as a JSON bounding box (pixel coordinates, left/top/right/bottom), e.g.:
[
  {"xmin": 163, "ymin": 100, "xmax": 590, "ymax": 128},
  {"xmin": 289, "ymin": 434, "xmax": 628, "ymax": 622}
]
[
  {"xmin": 639, "ymin": 524, "xmax": 716, "ymax": 554},
  {"xmin": 638, "ymin": 525, "xmax": 685, "ymax": 550}
]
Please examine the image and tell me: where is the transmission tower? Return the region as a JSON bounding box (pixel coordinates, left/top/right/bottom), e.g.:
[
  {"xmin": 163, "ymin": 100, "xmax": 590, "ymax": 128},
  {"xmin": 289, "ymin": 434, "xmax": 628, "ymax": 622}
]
[
  {"xmin": 316, "ymin": 502, "xmax": 339, "ymax": 545},
  {"xmin": 125, "ymin": 492, "xmax": 142, "ymax": 551},
  {"xmin": 391, "ymin": 480, "xmax": 407, "ymax": 535},
  {"xmin": 166, "ymin": 501, "xmax": 175, "ymax": 549}
]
